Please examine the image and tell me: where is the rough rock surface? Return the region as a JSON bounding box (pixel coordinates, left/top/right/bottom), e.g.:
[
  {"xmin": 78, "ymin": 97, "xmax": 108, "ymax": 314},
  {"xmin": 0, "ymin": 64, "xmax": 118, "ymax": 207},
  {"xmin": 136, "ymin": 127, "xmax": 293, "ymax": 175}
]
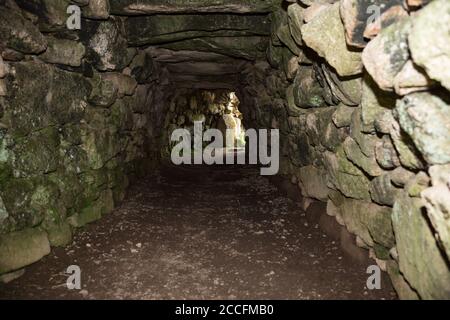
[
  {"xmin": 409, "ymin": 0, "xmax": 450, "ymax": 90},
  {"xmin": 301, "ymin": 3, "xmax": 363, "ymax": 76}
]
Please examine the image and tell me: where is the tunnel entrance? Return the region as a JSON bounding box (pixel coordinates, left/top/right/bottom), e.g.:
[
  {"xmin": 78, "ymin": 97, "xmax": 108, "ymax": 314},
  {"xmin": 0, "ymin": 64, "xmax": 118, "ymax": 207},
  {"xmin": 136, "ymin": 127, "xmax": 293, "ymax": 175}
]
[
  {"xmin": 163, "ymin": 89, "xmax": 246, "ymax": 161},
  {"xmin": 0, "ymin": 0, "xmax": 449, "ymax": 301}
]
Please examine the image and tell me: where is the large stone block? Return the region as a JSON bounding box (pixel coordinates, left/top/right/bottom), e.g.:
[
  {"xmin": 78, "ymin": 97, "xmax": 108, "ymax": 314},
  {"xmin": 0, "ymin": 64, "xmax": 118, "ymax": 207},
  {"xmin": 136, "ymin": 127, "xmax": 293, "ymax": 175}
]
[
  {"xmin": 126, "ymin": 14, "xmax": 270, "ymax": 46},
  {"xmin": 395, "ymin": 92, "xmax": 450, "ymax": 165},
  {"xmin": 301, "ymin": 3, "xmax": 363, "ymax": 76},
  {"xmin": 421, "ymin": 165, "xmax": 450, "ymax": 261},
  {"xmin": 110, "ymin": 0, "xmax": 281, "ymax": 14},
  {"xmin": 16, "ymin": 0, "xmax": 71, "ymax": 31},
  {"xmin": 9, "ymin": 128, "xmax": 60, "ymax": 177},
  {"xmin": 392, "ymin": 194, "xmax": 450, "ymax": 299},
  {"xmin": 343, "ymin": 137, "xmax": 384, "ymax": 177},
  {"xmin": 292, "ymin": 66, "xmax": 325, "ymax": 108},
  {"xmin": 369, "ymin": 174, "xmax": 401, "ymax": 206},
  {"xmin": 287, "ymin": 3, "xmax": 304, "ymax": 46},
  {"xmin": 0, "ymin": 4, "xmax": 47, "ymax": 54},
  {"xmin": 276, "ymin": 24, "xmax": 301, "ymax": 56},
  {"xmin": 5, "ymin": 62, "xmax": 90, "ymax": 136},
  {"xmin": 332, "ymin": 103, "xmax": 354, "ymax": 128},
  {"xmin": 0, "ymin": 228, "xmax": 50, "ymax": 274},
  {"xmin": 81, "ymin": 18, "xmax": 134, "ymax": 71},
  {"xmin": 323, "ymin": 149, "xmax": 372, "ymax": 201},
  {"xmin": 386, "ymin": 260, "xmax": 420, "ymax": 300},
  {"xmin": 321, "ymin": 64, "xmax": 362, "ymax": 106},
  {"xmin": 297, "ymin": 165, "xmax": 329, "ymax": 201},
  {"xmin": 339, "ymin": 198, "xmax": 394, "ymax": 249},
  {"xmin": 83, "ymin": 0, "xmax": 110, "ymax": 19},
  {"xmin": 40, "ymin": 38, "xmax": 86, "ymax": 67},
  {"xmin": 409, "ymin": 0, "xmax": 450, "ymax": 91},
  {"xmin": 362, "ymin": 17, "xmax": 412, "ymax": 91},
  {"xmin": 360, "ymin": 74, "xmax": 396, "ymax": 133},
  {"xmin": 68, "ymin": 189, "xmax": 114, "ymax": 228}
]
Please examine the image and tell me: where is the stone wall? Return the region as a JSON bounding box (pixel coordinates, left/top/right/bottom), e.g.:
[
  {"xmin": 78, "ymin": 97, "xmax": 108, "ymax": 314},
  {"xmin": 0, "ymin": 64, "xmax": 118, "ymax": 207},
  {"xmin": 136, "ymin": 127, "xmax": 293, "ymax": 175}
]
[
  {"xmin": 0, "ymin": 0, "xmax": 449, "ymax": 300},
  {"xmin": 239, "ymin": 0, "xmax": 450, "ymax": 299},
  {"xmin": 0, "ymin": 0, "xmax": 270, "ymax": 278},
  {"xmin": 0, "ymin": 0, "xmax": 169, "ymax": 275}
]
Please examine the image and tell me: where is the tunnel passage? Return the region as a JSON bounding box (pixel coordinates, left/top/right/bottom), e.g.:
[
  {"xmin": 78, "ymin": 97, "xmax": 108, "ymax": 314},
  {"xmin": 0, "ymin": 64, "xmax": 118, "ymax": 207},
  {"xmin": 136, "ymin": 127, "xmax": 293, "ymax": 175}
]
[{"xmin": 0, "ymin": 0, "xmax": 449, "ymax": 299}]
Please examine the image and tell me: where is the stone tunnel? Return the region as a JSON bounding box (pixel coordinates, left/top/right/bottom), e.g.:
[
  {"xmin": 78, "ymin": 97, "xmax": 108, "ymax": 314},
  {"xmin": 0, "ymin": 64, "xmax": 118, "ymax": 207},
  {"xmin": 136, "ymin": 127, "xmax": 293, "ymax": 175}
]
[{"xmin": 0, "ymin": 0, "xmax": 449, "ymax": 300}]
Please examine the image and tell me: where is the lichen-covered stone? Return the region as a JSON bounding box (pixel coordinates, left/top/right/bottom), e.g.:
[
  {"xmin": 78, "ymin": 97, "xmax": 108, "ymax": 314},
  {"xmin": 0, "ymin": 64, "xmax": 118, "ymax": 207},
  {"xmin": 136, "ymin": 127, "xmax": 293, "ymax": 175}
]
[
  {"xmin": 162, "ymin": 36, "xmax": 268, "ymax": 60},
  {"xmin": 266, "ymin": 43, "xmax": 284, "ymax": 69},
  {"xmin": 9, "ymin": 127, "xmax": 59, "ymax": 178},
  {"xmin": 375, "ymin": 134, "xmax": 400, "ymax": 170},
  {"xmin": 293, "ymin": 66, "xmax": 325, "ymax": 108},
  {"xmin": 0, "ymin": 4, "xmax": 47, "ymax": 54},
  {"xmin": 381, "ymin": 111, "xmax": 426, "ymax": 170},
  {"xmin": 89, "ymin": 73, "xmax": 118, "ymax": 107},
  {"xmin": 276, "ymin": 24, "xmax": 300, "ymax": 56},
  {"xmin": 362, "ymin": 17, "xmax": 412, "ymax": 91},
  {"xmin": 324, "ymin": 149, "xmax": 372, "ymax": 201},
  {"xmin": 409, "ymin": 0, "xmax": 450, "ymax": 91},
  {"xmin": 5, "ymin": 62, "xmax": 90, "ymax": 136},
  {"xmin": 297, "ymin": 165, "xmax": 329, "ymax": 201},
  {"xmin": 370, "ymin": 174, "xmax": 400, "ymax": 206},
  {"xmin": 45, "ymin": 222, "xmax": 72, "ymax": 247},
  {"xmin": 0, "ymin": 228, "xmax": 50, "ymax": 274},
  {"xmin": 81, "ymin": 127, "xmax": 124, "ymax": 170},
  {"xmin": 360, "ymin": 74, "xmax": 396, "ymax": 132},
  {"xmin": 83, "ymin": 0, "xmax": 110, "ymax": 19},
  {"xmin": 68, "ymin": 189, "xmax": 114, "ymax": 228},
  {"xmin": 0, "ymin": 178, "xmax": 39, "ymax": 231},
  {"xmin": 16, "ymin": 0, "xmax": 71, "ymax": 30},
  {"xmin": 39, "ymin": 38, "xmax": 86, "ymax": 67},
  {"xmin": 100, "ymin": 73, "xmax": 137, "ymax": 97},
  {"xmin": 287, "ymin": 3, "xmax": 304, "ymax": 46},
  {"xmin": 111, "ymin": 0, "xmax": 281, "ymax": 14},
  {"xmin": 386, "ymin": 260, "xmax": 420, "ymax": 300},
  {"xmin": 339, "ymin": 198, "xmax": 394, "ymax": 248},
  {"xmin": 82, "ymin": 18, "xmax": 133, "ymax": 71},
  {"xmin": 390, "ymin": 166, "xmax": 415, "ymax": 188},
  {"xmin": 332, "ymin": 103, "xmax": 354, "ymax": 128},
  {"xmin": 395, "ymin": 92, "xmax": 450, "ymax": 165},
  {"xmin": 301, "ymin": 3, "xmax": 363, "ymax": 76},
  {"xmin": 421, "ymin": 165, "xmax": 450, "ymax": 261},
  {"xmin": 392, "ymin": 193, "xmax": 450, "ymax": 299},
  {"xmin": 343, "ymin": 136, "xmax": 384, "ymax": 177},
  {"xmin": 126, "ymin": 14, "xmax": 270, "ymax": 46},
  {"xmin": 321, "ymin": 64, "xmax": 362, "ymax": 106}
]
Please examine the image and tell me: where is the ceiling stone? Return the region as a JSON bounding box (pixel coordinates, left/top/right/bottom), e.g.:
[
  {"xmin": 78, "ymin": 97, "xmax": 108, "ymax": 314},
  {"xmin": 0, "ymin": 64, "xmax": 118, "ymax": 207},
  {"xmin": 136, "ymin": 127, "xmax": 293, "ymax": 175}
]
[{"xmin": 111, "ymin": 0, "xmax": 282, "ymax": 14}]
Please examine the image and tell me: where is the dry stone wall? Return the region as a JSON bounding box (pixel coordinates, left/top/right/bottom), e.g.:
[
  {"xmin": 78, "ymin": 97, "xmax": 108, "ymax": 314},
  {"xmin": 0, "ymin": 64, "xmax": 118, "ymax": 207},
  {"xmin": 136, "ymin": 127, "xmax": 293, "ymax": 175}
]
[
  {"xmin": 241, "ymin": 0, "xmax": 450, "ymax": 299},
  {"xmin": 0, "ymin": 0, "xmax": 168, "ymax": 275}
]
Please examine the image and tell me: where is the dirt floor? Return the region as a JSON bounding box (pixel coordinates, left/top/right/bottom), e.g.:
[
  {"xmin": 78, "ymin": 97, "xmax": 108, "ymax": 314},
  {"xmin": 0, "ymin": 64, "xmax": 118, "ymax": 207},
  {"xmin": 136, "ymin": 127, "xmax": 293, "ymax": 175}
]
[{"xmin": 0, "ymin": 164, "xmax": 396, "ymax": 299}]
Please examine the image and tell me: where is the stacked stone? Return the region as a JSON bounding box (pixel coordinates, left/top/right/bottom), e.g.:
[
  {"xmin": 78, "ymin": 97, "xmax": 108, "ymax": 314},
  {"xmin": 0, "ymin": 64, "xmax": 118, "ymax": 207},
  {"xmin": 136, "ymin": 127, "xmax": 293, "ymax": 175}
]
[
  {"xmin": 162, "ymin": 89, "xmax": 244, "ymax": 156},
  {"xmin": 244, "ymin": 0, "xmax": 450, "ymax": 299},
  {"xmin": 0, "ymin": 0, "xmax": 167, "ymax": 276}
]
